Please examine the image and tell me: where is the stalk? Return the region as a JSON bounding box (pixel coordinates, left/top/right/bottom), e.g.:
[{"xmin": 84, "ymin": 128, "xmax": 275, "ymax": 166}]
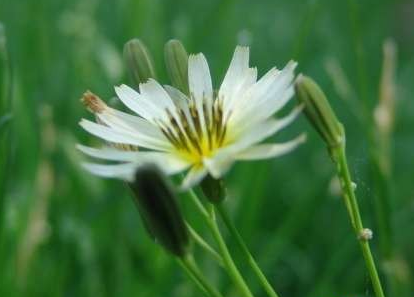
[
  {"xmin": 331, "ymin": 143, "xmax": 385, "ymax": 297},
  {"xmin": 186, "ymin": 222, "xmax": 224, "ymax": 266},
  {"xmin": 178, "ymin": 255, "xmax": 224, "ymax": 297},
  {"xmin": 187, "ymin": 190, "xmax": 255, "ymax": 297},
  {"xmin": 216, "ymin": 203, "xmax": 280, "ymax": 297}
]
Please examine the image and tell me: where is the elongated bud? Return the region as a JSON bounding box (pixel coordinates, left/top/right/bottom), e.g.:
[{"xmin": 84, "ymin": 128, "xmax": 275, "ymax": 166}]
[
  {"xmin": 123, "ymin": 39, "xmax": 157, "ymax": 87},
  {"xmin": 295, "ymin": 75, "xmax": 344, "ymax": 148},
  {"xmin": 164, "ymin": 39, "xmax": 189, "ymax": 94},
  {"xmin": 200, "ymin": 175, "xmax": 226, "ymax": 204},
  {"xmin": 129, "ymin": 165, "xmax": 190, "ymax": 257}
]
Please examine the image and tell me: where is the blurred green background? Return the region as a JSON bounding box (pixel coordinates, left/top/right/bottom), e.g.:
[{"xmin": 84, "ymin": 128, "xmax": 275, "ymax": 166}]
[{"xmin": 1, "ymin": 0, "xmax": 413, "ymax": 296}]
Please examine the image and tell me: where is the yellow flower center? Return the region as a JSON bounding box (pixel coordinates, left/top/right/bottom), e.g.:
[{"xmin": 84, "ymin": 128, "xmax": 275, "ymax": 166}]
[{"xmin": 159, "ymin": 99, "xmax": 231, "ymax": 165}]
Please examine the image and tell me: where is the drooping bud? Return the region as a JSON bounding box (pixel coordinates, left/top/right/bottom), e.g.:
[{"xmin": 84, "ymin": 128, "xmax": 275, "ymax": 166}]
[
  {"xmin": 295, "ymin": 75, "xmax": 344, "ymax": 148},
  {"xmin": 123, "ymin": 39, "xmax": 157, "ymax": 87},
  {"xmin": 200, "ymin": 175, "xmax": 226, "ymax": 204},
  {"xmin": 164, "ymin": 39, "xmax": 189, "ymax": 94},
  {"xmin": 129, "ymin": 164, "xmax": 190, "ymax": 257}
]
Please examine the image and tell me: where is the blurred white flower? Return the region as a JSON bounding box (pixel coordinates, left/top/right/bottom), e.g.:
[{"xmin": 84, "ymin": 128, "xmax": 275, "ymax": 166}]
[{"xmin": 78, "ymin": 46, "xmax": 305, "ymax": 188}]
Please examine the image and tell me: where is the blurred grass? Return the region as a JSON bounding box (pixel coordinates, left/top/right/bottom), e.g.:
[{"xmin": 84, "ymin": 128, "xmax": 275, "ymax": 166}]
[{"xmin": 1, "ymin": 0, "xmax": 414, "ymax": 296}]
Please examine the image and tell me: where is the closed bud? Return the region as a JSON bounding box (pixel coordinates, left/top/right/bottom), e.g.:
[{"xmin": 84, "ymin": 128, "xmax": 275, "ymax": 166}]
[
  {"xmin": 129, "ymin": 164, "xmax": 190, "ymax": 257},
  {"xmin": 164, "ymin": 39, "xmax": 189, "ymax": 94},
  {"xmin": 295, "ymin": 75, "xmax": 344, "ymax": 148},
  {"xmin": 123, "ymin": 39, "xmax": 157, "ymax": 87},
  {"xmin": 200, "ymin": 175, "xmax": 226, "ymax": 204}
]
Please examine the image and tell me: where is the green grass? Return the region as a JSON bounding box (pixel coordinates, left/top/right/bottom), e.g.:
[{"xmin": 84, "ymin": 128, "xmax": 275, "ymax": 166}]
[{"xmin": 1, "ymin": 0, "xmax": 414, "ymax": 296}]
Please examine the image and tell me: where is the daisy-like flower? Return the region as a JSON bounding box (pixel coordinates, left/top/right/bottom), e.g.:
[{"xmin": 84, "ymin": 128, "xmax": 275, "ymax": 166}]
[{"xmin": 78, "ymin": 46, "xmax": 305, "ymax": 188}]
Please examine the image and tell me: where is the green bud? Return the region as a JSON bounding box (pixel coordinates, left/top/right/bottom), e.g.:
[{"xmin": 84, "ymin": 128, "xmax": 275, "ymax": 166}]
[
  {"xmin": 129, "ymin": 164, "xmax": 190, "ymax": 257},
  {"xmin": 164, "ymin": 39, "xmax": 189, "ymax": 95},
  {"xmin": 123, "ymin": 39, "xmax": 157, "ymax": 87},
  {"xmin": 200, "ymin": 175, "xmax": 226, "ymax": 204},
  {"xmin": 295, "ymin": 75, "xmax": 344, "ymax": 148}
]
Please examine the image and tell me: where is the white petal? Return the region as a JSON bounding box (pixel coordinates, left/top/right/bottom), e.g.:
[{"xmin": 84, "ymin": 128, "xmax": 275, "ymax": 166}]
[
  {"xmin": 82, "ymin": 162, "xmax": 137, "ymax": 181},
  {"xmin": 78, "ymin": 144, "xmax": 190, "ymax": 174},
  {"xmin": 79, "ymin": 119, "xmax": 171, "ymax": 151},
  {"xmin": 115, "ymin": 85, "xmax": 150, "ymax": 119},
  {"xmin": 180, "ymin": 166, "xmax": 208, "ymax": 189},
  {"xmin": 235, "ymin": 133, "xmax": 307, "ymax": 160},
  {"xmin": 96, "ymin": 108, "xmax": 171, "ymax": 148},
  {"xmin": 246, "ymin": 80, "xmax": 295, "ymax": 124},
  {"xmin": 224, "ymin": 105, "xmax": 302, "ymax": 155},
  {"xmin": 219, "ymin": 46, "xmax": 250, "ymax": 99},
  {"xmin": 253, "ymin": 61, "xmax": 296, "ymax": 106},
  {"xmin": 231, "ymin": 102, "xmax": 303, "ymax": 138},
  {"xmin": 80, "ymin": 119, "xmax": 140, "ymax": 146},
  {"xmin": 77, "ymin": 144, "xmax": 140, "ymax": 161},
  {"xmin": 164, "ymin": 85, "xmax": 197, "ymax": 134},
  {"xmin": 139, "ymin": 79, "xmax": 177, "ymax": 113},
  {"xmin": 115, "ymin": 84, "xmax": 167, "ymax": 123},
  {"xmin": 139, "ymin": 80, "xmax": 189, "ymax": 139},
  {"xmin": 229, "ymin": 61, "xmax": 297, "ymax": 127},
  {"xmin": 222, "ymin": 67, "xmax": 257, "ymax": 123},
  {"xmin": 188, "ymin": 53, "xmax": 213, "ymax": 133},
  {"xmin": 188, "ymin": 53, "xmax": 213, "ymax": 103},
  {"xmin": 164, "ymin": 85, "xmax": 190, "ymax": 107},
  {"xmin": 219, "ymin": 46, "xmax": 258, "ymax": 121},
  {"xmin": 203, "ymin": 156, "xmax": 233, "ymax": 179}
]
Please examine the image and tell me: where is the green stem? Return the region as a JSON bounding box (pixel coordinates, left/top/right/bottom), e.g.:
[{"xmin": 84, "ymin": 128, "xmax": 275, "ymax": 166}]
[
  {"xmin": 216, "ymin": 203, "xmax": 280, "ymax": 297},
  {"xmin": 188, "ymin": 190, "xmax": 254, "ymax": 297},
  {"xmin": 206, "ymin": 205, "xmax": 254, "ymax": 297},
  {"xmin": 186, "ymin": 222, "xmax": 224, "ymax": 267},
  {"xmin": 188, "ymin": 190, "xmax": 209, "ymax": 218},
  {"xmin": 333, "ymin": 144, "xmax": 385, "ymax": 297},
  {"xmin": 178, "ymin": 255, "xmax": 224, "ymax": 297}
]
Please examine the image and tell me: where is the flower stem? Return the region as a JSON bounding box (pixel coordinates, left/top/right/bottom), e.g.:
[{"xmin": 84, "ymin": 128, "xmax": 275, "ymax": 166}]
[
  {"xmin": 178, "ymin": 255, "xmax": 224, "ymax": 297},
  {"xmin": 186, "ymin": 221, "xmax": 224, "ymax": 267},
  {"xmin": 215, "ymin": 203, "xmax": 280, "ymax": 297},
  {"xmin": 332, "ymin": 143, "xmax": 385, "ymax": 297},
  {"xmin": 206, "ymin": 205, "xmax": 255, "ymax": 297},
  {"xmin": 187, "ymin": 190, "xmax": 255, "ymax": 297}
]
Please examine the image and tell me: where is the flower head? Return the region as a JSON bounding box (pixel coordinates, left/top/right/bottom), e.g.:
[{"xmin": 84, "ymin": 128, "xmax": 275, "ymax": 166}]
[{"xmin": 78, "ymin": 46, "xmax": 305, "ymax": 188}]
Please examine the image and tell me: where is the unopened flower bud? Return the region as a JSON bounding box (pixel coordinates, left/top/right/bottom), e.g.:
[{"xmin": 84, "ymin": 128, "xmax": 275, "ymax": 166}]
[
  {"xmin": 164, "ymin": 39, "xmax": 189, "ymax": 95},
  {"xmin": 200, "ymin": 175, "xmax": 226, "ymax": 204},
  {"xmin": 123, "ymin": 39, "xmax": 157, "ymax": 87},
  {"xmin": 295, "ymin": 75, "xmax": 344, "ymax": 148},
  {"xmin": 129, "ymin": 164, "xmax": 190, "ymax": 257}
]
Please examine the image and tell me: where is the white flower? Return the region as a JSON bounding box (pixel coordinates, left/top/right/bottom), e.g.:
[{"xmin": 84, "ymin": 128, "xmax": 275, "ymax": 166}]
[{"xmin": 78, "ymin": 46, "xmax": 305, "ymax": 189}]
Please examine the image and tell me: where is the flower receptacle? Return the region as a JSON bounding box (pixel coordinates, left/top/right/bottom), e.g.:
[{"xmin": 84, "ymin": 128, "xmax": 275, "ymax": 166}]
[{"xmin": 201, "ymin": 175, "xmax": 226, "ymax": 204}]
